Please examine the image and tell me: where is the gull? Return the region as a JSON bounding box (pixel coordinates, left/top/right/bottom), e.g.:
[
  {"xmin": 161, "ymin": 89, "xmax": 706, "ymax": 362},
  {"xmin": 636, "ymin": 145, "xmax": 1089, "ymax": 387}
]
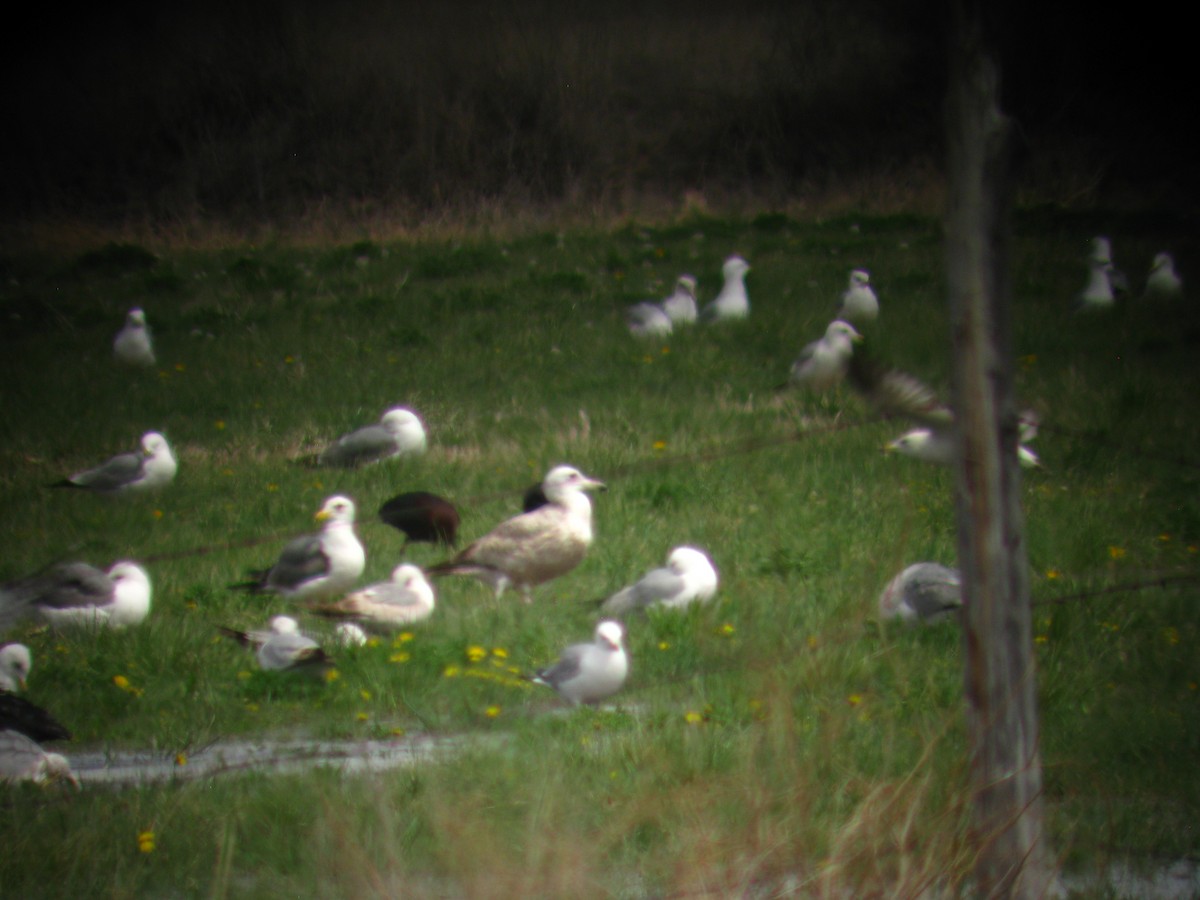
[
  {"xmin": 661, "ymin": 275, "xmax": 699, "ymax": 324},
  {"xmin": 1090, "ymin": 236, "xmax": 1130, "ymax": 296},
  {"xmin": 378, "ymin": 491, "xmax": 460, "ymax": 551},
  {"xmin": 52, "ymin": 431, "xmax": 177, "ymax": 494},
  {"xmin": 1077, "ymin": 242, "xmax": 1116, "ymax": 311},
  {"xmin": 885, "ymin": 420, "xmax": 1041, "ymax": 470},
  {"xmin": 836, "ymin": 269, "xmax": 879, "ymax": 324},
  {"xmin": 701, "ymin": 255, "xmax": 751, "ymax": 321},
  {"xmin": 333, "ymin": 623, "xmax": 368, "ymax": 647},
  {"xmin": 319, "ymin": 407, "xmax": 427, "ymax": 468},
  {"xmin": 113, "ymin": 307, "xmax": 156, "ymax": 367},
  {"xmin": 231, "ymin": 495, "xmax": 366, "ymax": 604},
  {"xmin": 1144, "ymin": 251, "xmax": 1183, "ymax": 299},
  {"xmin": 788, "ymin": 320, "xmax": 863, "ymax": 391},
  {"xmin": 0, "ymin": 561, "xmax": 152, "ymax": 631},
  {"xmin": 425, "ymin": 465, "xmax": 606, "ymax": 602},
  {"xmin": 219, "ymin": 614, "xmax": 334, "ymax": 672},
  {"xmin": 878, "ymin": 562, "xmax": 962, "ymax": 624},
  {"xmin": 599, "ymin": 546, "xmax": 719, "ymax": 616},
  {"xmin": 0, "ymin": 729, "xmax": 78, "ymax": 787},
  {"xmin": 310, "ymin": 563, "xmax": 436, "ymax": 630},
  {"xmin": 626, "ymin": 301, "xmax": 674, "ymax": 338},
  {"xmin": 530, "ymin": 620, "xmax": 628, "ymax": 706},
  {"xmin": 0, "ymin": 645, "xmax": 72, "ymax": 743}
]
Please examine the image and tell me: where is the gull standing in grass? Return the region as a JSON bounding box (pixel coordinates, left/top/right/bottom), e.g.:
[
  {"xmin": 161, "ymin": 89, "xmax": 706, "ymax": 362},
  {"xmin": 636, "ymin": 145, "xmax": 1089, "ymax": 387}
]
[
  {"xmin": 52, "ymin": 431, "xmax": 177, "ymax": 495},
  {"xmin": 1091, "ymin": 236, "xmax": 1130, "ymax": 296},
  {"xmin": 378, "ymin": 491, "xmax": 460, "ymax": 551},
  {"xmin": 661, "ymin": 275, "xmax": 699, "ymax": 324},
  {"xmin": 319, "ymin": 407, "xmax": 427, "ymax": 468},
  {"xmin": 1077, "ymin": 240, "xmax": 1117, "ymax": 311},
  {"xmin": 113, "ymin": 307, "xmax": 156, "ymax": 367},
  {"xmin": 530, "ymin": 620, "xmax": 628, "ymax": 706},
  {"xmin": 0, "ymin": 645, "xmax": 72, "ymax": 743},
  {"xmin": 878, "ymin": 563, "xmax": 962, "ymax": 624},
  {"xmin": 0, "ymin": 729, "xmax": 78, "ymax": 787},
  {"xmin": 836, "ymin": 269, "xmax": 879, "ymax": 325},
  {"xmin": 310, "ymin": 563, "xmax": 436, "ymax": 631},
  {"xmin": 599, "ymin": 546, "xmax": 718, "ymax": 616},
  {"xmin": 701, "ymin": 255, "xmax": 751, "ymax": 321},
  {"xmin": 1144, "ymin": 251, "xmax": 1183, "ymax": 299},
  {"xmin": 232, "ymin": 495, "xmax": 365, "ymax": 604},
  {"xmin": 0, "ymin": 561, "xmax": 152, "ymax": 631},
  {"xmin": 219, "ymin": 615, "xmax": 333, "ymax": 672},
  {"xmin": 788, "ymin": 320, "xmax": 863, "ymax": 392},
  {"xmin": 425, "ymin": 465, "xmax": 606, "ymax": 602}
]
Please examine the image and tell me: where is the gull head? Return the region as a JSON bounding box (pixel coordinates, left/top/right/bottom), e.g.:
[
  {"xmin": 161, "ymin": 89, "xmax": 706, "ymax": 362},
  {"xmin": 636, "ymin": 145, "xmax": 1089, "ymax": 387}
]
[
  {"xmin": 1151, "ymin": 251, "xmax": 1175, "ymax": 274},
  {"xmin": 595, "ymin": 620, "xmax": 624, "ymax": 651},
  {"xmin": 141, "ymin": 432, "xmax": 170, "ymax": 457},
  {"xmin": 1090, "ymin": 236, "xmax": 1113, "ymax": 265},
  {"xmin": 315, "ymin": 495, "xmax": 357, "ymax": 525},
  {"xmin": 667, "ymin": 546, "xmax": 711, "ymax": 575},
  {"xmin": 887, "ymin": 430, "xmax": 931, "ymax": 454},
  {"xmin": 849, "ymin": 269, "xmax": 871, "ymax": 288},
  {"xmin": 381, "ymin": 407, "xmax": 423, "ymax": 434},
  {"xmin": 106, "ymin": 561, "xmax": 153, "ymax": 625},
  {"xmin": 541, "ymin": 465, "xmax": 606, "ymax": 504},
  {"xmin": 0, "ymin": 643, "xmax": 32, "ymax": 692},
  {"xmin": 827, "ymin": 320, "xmax": 864, "ymax": 344},
  {"xmin": 269, "ymin": 615, "xmax": 300, "ymax": 634},
  {"xmin": 127, "ymin": 307, "xmax": 147, "ymax": 327},
  {"xmin": 390, "ymin": 563, "xmax": 427, "ymax": 588},
  {"xmin": 723, "ymin": 255, "xmax": 751, "ymax": 280},
  {"xmin": 677, "ymin": 275, "xmax": 698, "ymax": 297}
]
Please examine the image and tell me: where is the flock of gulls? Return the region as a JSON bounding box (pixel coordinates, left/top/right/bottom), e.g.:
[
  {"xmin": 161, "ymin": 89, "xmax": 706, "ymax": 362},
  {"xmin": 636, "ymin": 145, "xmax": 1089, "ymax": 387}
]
[{"xmin": 0, "ymin": 238, "xmax": 1185, "ymax": 787}]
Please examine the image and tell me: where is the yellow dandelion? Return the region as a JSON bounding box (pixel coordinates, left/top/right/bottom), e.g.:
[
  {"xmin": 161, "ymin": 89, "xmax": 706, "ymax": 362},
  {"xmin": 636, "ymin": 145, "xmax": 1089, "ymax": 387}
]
[
  {"xmin": 643, "ymin": 354, "xmax": 654, "ymax": 364},
  {"xmin": 175, "ymin": 753, "xmax": 188, "ymax": 767},
  {"xmin": 653, "ymin": 440, "xmax": 667, "ymax": 451},
  {"xmin": 684, "ymin": 711, "xmax": 703, "ymax": 725},
  {"xmin": 215, "ymin": 420, "xmax": 226, "ymax": 430},
  {"xmin": 152, "ymin": 509, "xmax": 164, "ymax": 520},
  {"xmin": 1164, "ymin": 627, "xmax": 1180, "ymax": 645},
  {"xmin": 396, "ymin": 632, "xmax": 415, "ymax": 644},
  {"xmin": 245, "ymin": 703, "xmax": 259, "ymax": 713},
  {"xmin": 174, "ymin": 362, "xmax": 185, "ymax": 372},
  {"xmin": 485, "ymin": 705, "xmax": 501, "ymax": 718},
  {"xmin": 222, "ymin": 468, "xmax": 234, "ymax": 476},
  {"xmin": 390, "ymin": 727, "xmax": 406, "ymax": 737},
  {"xmin": 237, "ymin": 670, "xmax": 252, "ymax": 680},
  {"xmin": 660, "ymin": 345, "xmax": 670, "ymax": 355},
  {"xmin": 1108, "ymin": 546, "xmax": 1126, "ymax": 560},
  {"xmin": 466, "ymin": 645, "xmax": 487, "ymax": 662},
  {"xmin": 356, "ymin": 712, "xmax": 369, "ymax": 722},
  {"xmin": 359, "ymin": 689, "xmax": 372, "ymax": 701},
  {"xmin": 848, "ymin": 694, "xmax": 863, "ymax": 706},
  {"xmin": 491, "ymin": 647, "xmax": 508, "ymax": 659},
  {"xmin": 366, "ymin": 637, "xmax": 380, "ymax": 648},
  {"xmin": 324, "ymin": 668, "xmax": 341, "ymax": 683},
  {"xmin": 1045, "ymin": 568, "xmax": 1060, "ymax": 580},
  {"xmin": 658, "ymin": 641, "xmax": 670, "ymax": 651},
  {"xmin": 137, "ymin": 830, "xmax": 156, "ymax": 853},
  {"xmin": 443, "ymin": 665, "xmax": 460, "ymax": 678},
  {"xmin": 266, "ymin": 483, "xmax": 279, "ymax": 492},
  {"xmin": 718, "ymin": 623, "xmax": 735, "ymax": 636},
  {"xmin": 1189, "ymin": 545, "xmax": 1198, "ymax": 554},
  {"xmin": 1159, "ymin": 533, "xmax": 1172, "ymax": 542},
  {"xmin": 807, "ymin": 636, "xmax": 818, "ymax": 649},
  {"xmin": 284, "ymin": 355, "xmax": 295, "ymax": 364},
  {"xmin": 1034, "ymin": 635, "xmax": 1049, "ymax": 644},
  {"xmin": 389, "ymin": 651, "xmax": 411, "ymax": 663}
]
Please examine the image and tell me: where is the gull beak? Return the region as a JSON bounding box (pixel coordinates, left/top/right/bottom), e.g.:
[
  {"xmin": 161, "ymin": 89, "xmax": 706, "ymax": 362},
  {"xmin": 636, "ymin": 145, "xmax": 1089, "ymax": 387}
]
[
  {"xmin": 315, "ymin": 509, "xmax": 332, "ymax": 522},
  {"xmin": 582, "ymin": 477, "xmax": 607, "ymax": 493}
]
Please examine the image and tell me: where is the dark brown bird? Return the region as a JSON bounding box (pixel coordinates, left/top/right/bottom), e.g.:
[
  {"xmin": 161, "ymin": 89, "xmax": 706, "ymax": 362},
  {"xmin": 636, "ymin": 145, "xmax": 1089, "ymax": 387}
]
[
  {"xmin": 0, "ymin": 693, "xmax": 72, "ymax": 743},
  {"xmin": 378, "ymin": 492, "xmax": 460, "ymax": 551}
]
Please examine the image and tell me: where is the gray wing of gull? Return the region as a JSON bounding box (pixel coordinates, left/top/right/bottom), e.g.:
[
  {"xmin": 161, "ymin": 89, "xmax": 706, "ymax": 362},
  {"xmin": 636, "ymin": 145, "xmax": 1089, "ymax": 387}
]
[
  {"xmin": 266, "ymin": 535, "xmax": 330, "ymax": 590},
  {"xmin": 601, "ymin": 567, "xmax": 687, "ymax": 615},
  {"xmin": 69, "ymin": 451, "xmax": 146, "ymax": 491},
  {"xmin": 319, "ymin": 424, "xmax": 397, "ymax": 468},
  {"xmin": 904, "ymin": 564, "xmax": 963, "ymax": 620},
  {"xmin": 535, "ymin": 643, "xmax": 587, "ymax": 688}
]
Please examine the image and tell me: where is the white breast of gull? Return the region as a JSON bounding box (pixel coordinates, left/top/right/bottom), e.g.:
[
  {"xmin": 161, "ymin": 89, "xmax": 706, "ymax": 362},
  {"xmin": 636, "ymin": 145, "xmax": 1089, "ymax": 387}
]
[
  {"xmin": 113, "ymin": 307, "xmax": 156, "ymax": 367},
  {"xmin": 426, "ymin": 465, "xmax": 605, "ymax": 602}
]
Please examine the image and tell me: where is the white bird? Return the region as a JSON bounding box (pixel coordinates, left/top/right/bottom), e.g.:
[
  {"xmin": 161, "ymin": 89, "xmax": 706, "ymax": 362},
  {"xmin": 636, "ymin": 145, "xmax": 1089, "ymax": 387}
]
[
  {"xmin": 885, "ymin": 420, "xmax": 1041, "ymax": 470},
  {"xmin": 310, "ymin": 563, "xmax": 436, "ymax": 630},
  {"xmin": 701, "ymin": 255, "xmax": 751, "ymax": 321},
  {"xmin": 232, "ymin": 495, "xmax": 366, "ymax": 604},
  {"xmin": 1090, "ymin": 236, "xmax": 1130, "ymax": 296},
  {"xmin": 0, "ymin": 644, "xmax": 31, "ymax": 692},
  {"xmin": 220, "ymin": 615, "xmax": 334, "ymax": 672},
  {"xmin": 626, "ymin": 302, "xmax": 673, "ymax": 338},
  {"xmin": 0, "ymin": 729, "xmax": 78, "ymax": 788},
  {"xmin": 789, "ymin": 320, "xmax": 863, "ymax": 391},
  {"xmin": 52, "ymin": 431, "xmax": 177, "ymax": 495},
  {"xmin": 836, "ymin": 269, "xmax": 879, "ymax": 324},
  {"xmin": 661, "ymin": 275, "xmax": 699, "ymax": 324},
  {"xmin": 333, "ymin": 623, "xmax": 368, "ymax": 647},
  {"xmin": 878, "ymin": 562, "xmax": 962, "ymax": 624},
  {"xmin": 113, "ymin": 307, "xmax": 156, "ymax": 367},
  {"xmin": 1080, "ymin": 255, "xmax": 1113, "ymax": 312},
  {"xmin": 530, "ymin": 620, "xmax": 628, "ymax": 706},
  {"xmin": 0, "ymin": 560, "xmax": 153, "ymax": 630},
  {"xmin": 319, "ymin": 407, "xmax": 427, "ymax": 468},
  {"xmin": 426, "ymin": 465, "xmax": 606, "ymax": 602},
  {"xmin": 599, "ymin": 546, "xmax": 718, "ymax": 616},
  {"xmin": 1144, "ymin": 251, "xmax": 1183, "ymax": 299}
]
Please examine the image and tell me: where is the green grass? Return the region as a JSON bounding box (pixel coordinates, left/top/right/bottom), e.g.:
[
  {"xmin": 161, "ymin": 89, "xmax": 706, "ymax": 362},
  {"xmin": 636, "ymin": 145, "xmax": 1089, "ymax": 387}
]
[{"xmin": 1, "ymin": 211, "xmax": 1198, "ymax": 896}]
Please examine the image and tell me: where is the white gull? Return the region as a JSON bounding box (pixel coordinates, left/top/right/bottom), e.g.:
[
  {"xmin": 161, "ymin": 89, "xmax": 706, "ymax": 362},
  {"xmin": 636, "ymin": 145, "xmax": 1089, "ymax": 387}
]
[
  {"xmin": 319, "ymin": 407, "xmax": 427, "ymax": 468},
  {"xmin": 311, "ymin": 563, "xmax": 436, "ymax": 630},
  {"xmin": 531, "ymin": 620, "xmax": 628, "ymax": 706},
  {"xmin": 836, "ymin": 269, "xmax": 879, "ymax": 324},
  {"xmin": 52, "ymin": 431, "xmax": 177, "ymax": 494},
  {"xmin": 701, "ymin": 255, "xmax": 751, "ymax": 321},
  {"xmin": 113, "ymin": 307, "xmax": 156, "ymax": 367},
  {"xmin": 599, "ymin": 546, "xmax": 718, "ymax": 616}
]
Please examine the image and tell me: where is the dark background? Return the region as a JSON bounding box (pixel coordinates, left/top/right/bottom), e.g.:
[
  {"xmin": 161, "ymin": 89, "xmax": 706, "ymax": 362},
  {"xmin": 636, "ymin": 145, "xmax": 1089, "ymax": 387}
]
[{"xmin": 1, "ymin": 1, "xmax": 1193, "ymax": 227}]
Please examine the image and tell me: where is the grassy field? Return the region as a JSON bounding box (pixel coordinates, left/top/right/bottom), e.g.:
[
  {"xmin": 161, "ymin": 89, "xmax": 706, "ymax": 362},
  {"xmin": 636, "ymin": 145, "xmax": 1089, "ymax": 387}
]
[{"xmin": 1, "ymin": 209, "xmax": 1198, "ymax": 896}]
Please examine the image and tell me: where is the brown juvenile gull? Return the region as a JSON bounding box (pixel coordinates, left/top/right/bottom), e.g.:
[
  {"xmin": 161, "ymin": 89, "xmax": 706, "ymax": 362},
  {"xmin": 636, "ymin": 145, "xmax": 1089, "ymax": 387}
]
[
  {"xmin": 425, "ymin": 465, "xmax": 606, "ymax": 602},
  {"xmin": 0, "ymin": 729, "xmax": 78, "ymax": 788},
  {"xmin": 378, "ymin": 491, "xmax": 460, "ymax": 551},
  {"xmin": 319, "ymin": 406, "xmax": 427, "ymax": 468},
  {"xmin": 0, "ymin": 560, "xmax": 153, "ymax": 631},
  {"xmin": 599, "ymin": 546, "xmax": 719, "ymax": 616},
  {"xmin": 530, "ymin": 620, "xmax": 629, "ymax": 706},
  {"xmin": 310, "ymin": 563, "xmax": 436, "ymax": 631},
  {"xmin": 219, "ymin": 615, "xmax": 333, "ymax": 672},
  {"xmin": 231, "ymin": 495, "xmax": 365, "ymax": 604},
  {"xmin": 878, "ymin": 563, "xmax": 962, "ymax": 625},
  {"xmin": 113, "ymin": 306, "xmax": 156, "ymax": 367},
  {"xmin": 51, "ymin": 431, "xmax": 177, "ymax": 494}
]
